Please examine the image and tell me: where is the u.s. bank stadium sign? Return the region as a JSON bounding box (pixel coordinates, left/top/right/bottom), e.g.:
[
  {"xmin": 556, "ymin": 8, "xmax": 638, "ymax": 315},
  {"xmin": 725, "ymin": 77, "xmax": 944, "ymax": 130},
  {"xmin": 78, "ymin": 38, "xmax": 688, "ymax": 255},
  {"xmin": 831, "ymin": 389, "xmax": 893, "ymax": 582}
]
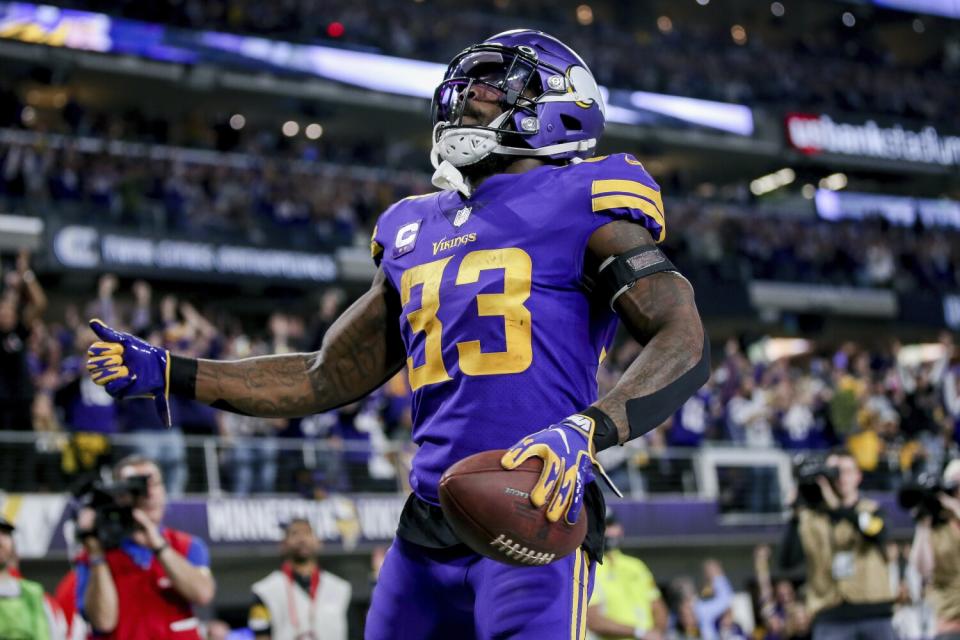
[
  {"xmin": 786, "ymin": 113, "xmax": 960, "ymax": 166},
  {"xmin": 51, "ymin": 225, "xmax": 337, "ymax": 282}
]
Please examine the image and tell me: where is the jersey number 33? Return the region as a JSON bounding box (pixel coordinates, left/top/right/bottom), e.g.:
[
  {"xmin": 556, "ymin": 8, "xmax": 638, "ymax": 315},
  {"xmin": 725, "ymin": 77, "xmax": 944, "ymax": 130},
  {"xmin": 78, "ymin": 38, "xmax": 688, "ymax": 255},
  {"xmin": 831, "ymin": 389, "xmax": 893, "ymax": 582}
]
[{"xmin": 400, "ymin": 247, "xmax": 533, "ymax": 390}]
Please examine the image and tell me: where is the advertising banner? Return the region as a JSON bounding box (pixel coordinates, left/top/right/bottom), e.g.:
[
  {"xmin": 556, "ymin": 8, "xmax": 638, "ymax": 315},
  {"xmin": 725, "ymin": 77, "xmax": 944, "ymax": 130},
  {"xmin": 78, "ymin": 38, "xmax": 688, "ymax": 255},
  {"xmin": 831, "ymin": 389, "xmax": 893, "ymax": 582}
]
[
  {"xmin": 0, "ymin": 493, "xmax": 913, "ymax": 558},
  {"xmin": 48, "ymin": 223, "xmax": 337, "ymax": 283},
  {"xmin": 786, "ymin": 113, "xmax": 960, "ymax": 166}
]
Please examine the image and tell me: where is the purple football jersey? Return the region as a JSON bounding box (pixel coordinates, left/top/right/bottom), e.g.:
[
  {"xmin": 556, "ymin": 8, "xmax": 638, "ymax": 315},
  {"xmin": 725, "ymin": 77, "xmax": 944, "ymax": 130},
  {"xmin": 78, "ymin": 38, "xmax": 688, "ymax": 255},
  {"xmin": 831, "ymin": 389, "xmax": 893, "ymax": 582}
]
[{"xmin": 372, "ymin": 154, "xmax": 666, "ymax": 503}]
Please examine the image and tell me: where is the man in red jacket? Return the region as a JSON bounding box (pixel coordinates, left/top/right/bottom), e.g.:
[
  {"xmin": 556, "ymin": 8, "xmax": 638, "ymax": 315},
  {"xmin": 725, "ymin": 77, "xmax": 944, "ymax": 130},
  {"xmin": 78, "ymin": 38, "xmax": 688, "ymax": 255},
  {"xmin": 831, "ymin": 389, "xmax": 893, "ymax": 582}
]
[{"xmin": 75, "ymin": 455, "xmax": 215, "ymax": 639}]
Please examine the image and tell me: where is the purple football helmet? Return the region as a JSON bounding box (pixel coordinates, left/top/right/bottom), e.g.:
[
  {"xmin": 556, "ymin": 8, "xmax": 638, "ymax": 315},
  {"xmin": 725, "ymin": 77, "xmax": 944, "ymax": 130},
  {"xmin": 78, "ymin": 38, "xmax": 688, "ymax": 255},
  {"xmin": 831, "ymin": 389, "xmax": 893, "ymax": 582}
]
[{"xmin": 431, "ymin": 29, "xmax": 606, "ymax": 167}]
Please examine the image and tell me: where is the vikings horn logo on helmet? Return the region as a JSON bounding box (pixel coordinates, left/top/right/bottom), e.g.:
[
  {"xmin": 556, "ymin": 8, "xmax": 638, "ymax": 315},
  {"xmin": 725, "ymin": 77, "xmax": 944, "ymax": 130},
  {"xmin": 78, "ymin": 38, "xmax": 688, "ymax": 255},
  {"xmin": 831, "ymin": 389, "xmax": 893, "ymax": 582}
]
[{"xmin": 430, "ymin": 29, "xmax": 606, "ymax": 196}]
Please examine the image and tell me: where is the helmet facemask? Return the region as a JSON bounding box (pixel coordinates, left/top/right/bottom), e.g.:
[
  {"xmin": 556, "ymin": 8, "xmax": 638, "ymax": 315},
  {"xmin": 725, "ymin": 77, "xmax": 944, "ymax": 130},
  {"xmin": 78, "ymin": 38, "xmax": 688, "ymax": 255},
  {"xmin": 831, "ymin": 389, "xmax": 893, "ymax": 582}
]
[
  {"xmin": 432, "ymin": 45, "xmax": 543, "ymax": 145},
  {"xmin": 429, "ymin": 37, "xmax": 603, "ymax": 196}
]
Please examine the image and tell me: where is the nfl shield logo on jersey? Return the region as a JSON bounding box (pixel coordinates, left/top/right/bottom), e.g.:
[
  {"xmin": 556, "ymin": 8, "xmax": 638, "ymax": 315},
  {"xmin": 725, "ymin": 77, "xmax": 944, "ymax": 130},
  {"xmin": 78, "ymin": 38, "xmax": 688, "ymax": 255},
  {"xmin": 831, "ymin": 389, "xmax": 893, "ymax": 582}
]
[{"xmin": 453, "ymin": 206, "xmax": 472, "ymax": 227}]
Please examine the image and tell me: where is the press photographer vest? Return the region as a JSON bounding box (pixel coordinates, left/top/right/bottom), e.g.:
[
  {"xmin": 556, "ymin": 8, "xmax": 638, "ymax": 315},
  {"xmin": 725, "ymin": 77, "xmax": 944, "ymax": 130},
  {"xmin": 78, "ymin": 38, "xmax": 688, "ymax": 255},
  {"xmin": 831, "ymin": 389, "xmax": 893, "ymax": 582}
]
[
  {"xmin": 798, "ymin": 498, "xmax": 892, "ymax": 619},
  {"xmin": 931, "ymin": 522, "xmax": 960, "ymax": 622}
]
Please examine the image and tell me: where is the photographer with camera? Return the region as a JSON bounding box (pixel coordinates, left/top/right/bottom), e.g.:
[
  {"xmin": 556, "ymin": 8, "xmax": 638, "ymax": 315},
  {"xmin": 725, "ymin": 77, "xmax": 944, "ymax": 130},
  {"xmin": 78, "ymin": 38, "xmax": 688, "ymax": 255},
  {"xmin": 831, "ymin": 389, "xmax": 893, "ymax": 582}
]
[
  {"xmin": 908, "ymin": 459, "xmax": 960, "ymax": 640},
  {"xmin": 779, "ymin": 449, "xmax": 895, "ymax": 639},
  {"xmin": 75, "ymin": 455, "xmax": 215, "ymax": 639}
]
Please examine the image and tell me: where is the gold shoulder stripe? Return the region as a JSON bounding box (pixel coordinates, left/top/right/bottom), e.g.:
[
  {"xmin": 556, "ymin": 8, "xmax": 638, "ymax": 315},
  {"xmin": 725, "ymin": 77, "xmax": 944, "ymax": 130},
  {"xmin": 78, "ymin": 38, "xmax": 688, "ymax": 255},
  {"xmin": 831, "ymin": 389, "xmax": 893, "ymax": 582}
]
[
  {"xmin": 591, "ymin": 195, "xmax": 666, "ymax": 241},
  {"xmin": 591, "ymin": 179, "xmax": 664, "ymax": 217},
  {"xmin": 581, "ymin": 155, "xmax": 609, "ymax": 163}
]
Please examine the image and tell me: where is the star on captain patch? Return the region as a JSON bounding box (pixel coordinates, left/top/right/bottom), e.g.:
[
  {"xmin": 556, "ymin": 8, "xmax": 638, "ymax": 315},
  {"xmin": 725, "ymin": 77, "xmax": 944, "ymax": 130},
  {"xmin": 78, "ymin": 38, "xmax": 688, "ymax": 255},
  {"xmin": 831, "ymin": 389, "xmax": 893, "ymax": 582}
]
[{"xmin": 453, "ymin": 206, "xmax": 472, "ymax": 227}]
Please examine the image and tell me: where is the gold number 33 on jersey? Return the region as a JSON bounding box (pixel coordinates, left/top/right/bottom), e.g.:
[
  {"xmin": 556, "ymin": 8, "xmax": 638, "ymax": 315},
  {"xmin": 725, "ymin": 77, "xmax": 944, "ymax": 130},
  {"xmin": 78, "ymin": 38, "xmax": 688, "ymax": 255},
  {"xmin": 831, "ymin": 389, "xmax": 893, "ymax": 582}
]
[{"xmin": 400, "ymin": 248, "xmax": 533, "ymax": 390}]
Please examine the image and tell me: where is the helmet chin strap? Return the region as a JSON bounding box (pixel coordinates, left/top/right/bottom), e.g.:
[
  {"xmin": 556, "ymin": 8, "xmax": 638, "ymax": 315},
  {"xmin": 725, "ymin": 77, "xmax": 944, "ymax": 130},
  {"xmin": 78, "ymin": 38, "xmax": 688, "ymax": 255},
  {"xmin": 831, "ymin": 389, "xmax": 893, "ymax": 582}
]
[{"xmin": 430, "ymin": 117, "xmax": 597, "ymax": 198}]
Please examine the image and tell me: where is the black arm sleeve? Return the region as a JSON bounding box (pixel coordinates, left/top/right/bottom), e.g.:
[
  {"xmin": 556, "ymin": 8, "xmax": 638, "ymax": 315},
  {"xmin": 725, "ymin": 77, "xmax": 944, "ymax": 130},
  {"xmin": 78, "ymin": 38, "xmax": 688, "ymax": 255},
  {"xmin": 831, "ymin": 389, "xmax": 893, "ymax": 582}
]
[{"xmin": 624, "ymin": 338, "xmax": 711, "ymax": 441}]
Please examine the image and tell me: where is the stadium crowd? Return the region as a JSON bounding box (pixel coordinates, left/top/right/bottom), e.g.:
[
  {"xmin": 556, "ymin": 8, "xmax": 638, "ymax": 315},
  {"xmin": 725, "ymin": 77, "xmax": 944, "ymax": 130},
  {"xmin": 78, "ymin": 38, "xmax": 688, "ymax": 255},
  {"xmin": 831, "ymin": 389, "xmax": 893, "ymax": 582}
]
[
  {"xmin": 3, "ymin": 135, "xmax": 960, "ymax": 293},
  {"xmin": 2, "ymin": 248, "xmax": 959, "ymax": 502},
  {"xmin": 48, "ymin": 0, "xmax": 960, "ymax": 126}
]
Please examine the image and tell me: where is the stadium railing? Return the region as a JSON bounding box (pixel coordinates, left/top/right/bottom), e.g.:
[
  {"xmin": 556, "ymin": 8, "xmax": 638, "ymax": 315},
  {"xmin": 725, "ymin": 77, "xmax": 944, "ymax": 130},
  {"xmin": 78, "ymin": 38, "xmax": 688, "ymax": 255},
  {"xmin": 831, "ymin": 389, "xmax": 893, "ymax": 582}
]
[{"xmin": 0, "ymin": 430, "xmax": 908, "ymax": 509}]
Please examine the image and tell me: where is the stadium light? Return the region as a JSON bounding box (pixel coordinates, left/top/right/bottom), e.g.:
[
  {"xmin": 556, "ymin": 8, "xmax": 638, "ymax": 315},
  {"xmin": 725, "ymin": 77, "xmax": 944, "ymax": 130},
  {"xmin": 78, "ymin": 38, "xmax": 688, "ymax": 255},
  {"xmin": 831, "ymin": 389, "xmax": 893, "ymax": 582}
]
[
  {"xmin": 749, "ymin": 168, "xmax": 795, "ymax": 196},
  {"xmin": 20, "ymin": 106, "xmax": 36, "ymax": 126},
  {"xmin": 819, "ymin": 172, "xmax": 847, "ymax": 191},
  {"xmin": 305, "ymin": 123, "xmax": 324, "ymax": 140},
  {"xmin": 229, "ymin": 114, "xmax": 246, "ymax": 130},
  {"xmin": 576, "ymin": 4, "xmax": 594, "ymax": 25},
  {"xmin": 282, "ymin": 120, "xmax": 300, "ymax": 137},
  {"xmin": 696, "ymin": 0, "xmax": 710, "ymax": 6},
  {"xmin": 657, "ymin": 16, "xmax": 673, "ymax": 33},
  {"xmin": 801, "ymin": 183, "xmax": 816, "ymax": 199},
  {"xmin": 771, "ymin": 2, "xmax": 785, "ymax": 16},
  {"xmin": 842, "ymin": 11, "xmax": 856, "ymax": 26},
  {"xmin": 731, "ymin": 24, "xmax": 747, "ymax": 45},
  {"xmin": 913, "ymin": 18, "xmax": 925, "ymax": 32}
]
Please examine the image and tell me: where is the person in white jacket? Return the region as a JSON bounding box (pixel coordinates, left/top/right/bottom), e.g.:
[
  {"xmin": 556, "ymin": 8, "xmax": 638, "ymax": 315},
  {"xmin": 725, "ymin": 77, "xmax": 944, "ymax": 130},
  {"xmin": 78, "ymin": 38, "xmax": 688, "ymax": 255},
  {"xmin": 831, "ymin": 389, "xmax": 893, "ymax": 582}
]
[{"xmin": 248, "ymin": 519, "xmax": 351, "ymax": 640}]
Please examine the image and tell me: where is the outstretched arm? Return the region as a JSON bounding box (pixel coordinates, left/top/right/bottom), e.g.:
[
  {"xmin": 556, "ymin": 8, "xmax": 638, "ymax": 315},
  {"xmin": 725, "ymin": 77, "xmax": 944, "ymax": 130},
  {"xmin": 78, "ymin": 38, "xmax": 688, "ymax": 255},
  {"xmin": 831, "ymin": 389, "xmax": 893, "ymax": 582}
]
[
  {"xmin": 587, "ymin": 220, "xmax": 707, "ymax": 445},
  {"xmin": 88, "ymin": 269, "xmax": 405, "ymax": 420},
  {"xmin": 189, "ymin": 268, "xmax": 405, "ymax": 417}
]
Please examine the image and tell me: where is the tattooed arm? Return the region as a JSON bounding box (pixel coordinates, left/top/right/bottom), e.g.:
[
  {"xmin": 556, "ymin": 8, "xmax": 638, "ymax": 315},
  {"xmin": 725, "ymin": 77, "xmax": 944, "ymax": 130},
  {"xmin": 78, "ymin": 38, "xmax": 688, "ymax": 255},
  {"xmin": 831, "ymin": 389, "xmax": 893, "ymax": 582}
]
[
  {"xmin": 586, "ymin": 220, "xmax": 706, "ymax": 444},
  {"xmin": 191, "ymin": 268, "xmax": 404, "ymax": 417}
]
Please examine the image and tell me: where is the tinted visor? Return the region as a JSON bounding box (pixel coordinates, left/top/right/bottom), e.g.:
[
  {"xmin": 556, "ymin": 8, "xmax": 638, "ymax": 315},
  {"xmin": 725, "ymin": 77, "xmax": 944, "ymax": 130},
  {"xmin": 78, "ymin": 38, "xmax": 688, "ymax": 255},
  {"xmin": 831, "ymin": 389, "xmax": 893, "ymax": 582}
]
[{"xmin": 432, "ymin": 46, "xmax": 539, "ymax": 126}]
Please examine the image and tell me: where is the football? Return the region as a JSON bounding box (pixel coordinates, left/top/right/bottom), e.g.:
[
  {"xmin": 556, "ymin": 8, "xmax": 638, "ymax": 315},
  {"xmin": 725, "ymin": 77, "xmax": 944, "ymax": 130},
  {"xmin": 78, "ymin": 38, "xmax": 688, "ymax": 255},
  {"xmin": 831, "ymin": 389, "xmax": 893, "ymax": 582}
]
[{"xmin": 438, "ymin": 449, "xmax": 588, "ymax": 566}]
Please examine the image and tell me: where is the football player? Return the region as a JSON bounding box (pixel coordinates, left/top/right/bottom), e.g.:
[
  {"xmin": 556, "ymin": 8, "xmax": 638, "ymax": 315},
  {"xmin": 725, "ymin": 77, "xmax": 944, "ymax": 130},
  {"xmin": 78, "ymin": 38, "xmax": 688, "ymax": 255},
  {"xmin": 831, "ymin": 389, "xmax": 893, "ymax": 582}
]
[{"xmin": 86, "ymin": 30, "xmax": 708, "ymax": 639}]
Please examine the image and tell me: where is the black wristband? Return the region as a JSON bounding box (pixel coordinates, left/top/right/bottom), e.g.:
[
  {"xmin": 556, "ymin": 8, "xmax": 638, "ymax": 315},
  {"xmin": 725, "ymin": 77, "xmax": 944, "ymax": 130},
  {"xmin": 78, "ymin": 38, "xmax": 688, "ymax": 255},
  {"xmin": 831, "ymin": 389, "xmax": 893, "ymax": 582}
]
[
  {"xmin": 152, "ymin": 541, "xmax": 169, "ymax": 555},
  {"xmin": 169, "ymin": 355, "xmax": 198, "ymax": 399},
  {"xmin": 581, "ymin": 406, "xmax": 620, "ymax": 453}
]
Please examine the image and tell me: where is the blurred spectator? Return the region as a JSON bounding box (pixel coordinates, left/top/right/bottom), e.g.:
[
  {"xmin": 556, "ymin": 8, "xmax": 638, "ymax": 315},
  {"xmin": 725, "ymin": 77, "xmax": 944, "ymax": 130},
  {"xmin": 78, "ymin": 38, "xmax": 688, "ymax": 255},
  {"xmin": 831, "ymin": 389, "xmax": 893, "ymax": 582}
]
[
  {"xmin": 727, "ymin": 378, "xmax": 779, "ymax": 512},
  {"xmin": 0, "ymin": 516, "xmax": 64, "ymax": 639},
  {"xmin": 693, "ymin": 560, "xmax": 735, "ymax": 640},
  {"xmin": 0, "ymin": 250, "xmax": 47, "ymax": 490},
  {"xmin": 308, "ymin": 288, "xmax": 346, "ymax": 351},
  {"xmin": 0, "ymin": 249, "xmax": 46, "ymax": 430},
  {"xmin": 74, "ymin": 455, "xmax": 215, "ymax": 639},
  {"xmin": 248, "ymin": 518, "xmax": 350, "ymax": 640},
  {"xmin": 752, "ymin": 544, "xmax": 809, "ymax": 640},
  {"xmin": 587, "ymin": 507, "xmax": 668, "ymax": 639}
]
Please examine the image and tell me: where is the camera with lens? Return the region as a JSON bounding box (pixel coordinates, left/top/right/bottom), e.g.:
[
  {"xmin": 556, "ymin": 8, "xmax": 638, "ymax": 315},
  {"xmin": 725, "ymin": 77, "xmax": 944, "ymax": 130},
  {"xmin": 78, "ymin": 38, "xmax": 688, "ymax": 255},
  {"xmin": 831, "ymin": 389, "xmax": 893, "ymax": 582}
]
[
  {"xmin": 795, "ymin": 458, "xmax": 840, "ymax": 507},
  {"xmin": 75, "ymin": 475, "xmax": 150, "ymax": 549},
  {"xmin": 898, "ymin": 473, "xmax": 959, "ymax": 525}
]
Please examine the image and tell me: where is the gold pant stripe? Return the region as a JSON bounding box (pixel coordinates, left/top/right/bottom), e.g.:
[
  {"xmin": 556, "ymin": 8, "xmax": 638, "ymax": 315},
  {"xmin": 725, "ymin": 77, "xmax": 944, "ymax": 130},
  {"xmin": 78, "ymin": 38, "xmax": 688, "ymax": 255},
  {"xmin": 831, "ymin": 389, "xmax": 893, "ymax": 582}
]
[{"xmin": 570, "ymin": 548, "xmax": 582, "ymax": 640}]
